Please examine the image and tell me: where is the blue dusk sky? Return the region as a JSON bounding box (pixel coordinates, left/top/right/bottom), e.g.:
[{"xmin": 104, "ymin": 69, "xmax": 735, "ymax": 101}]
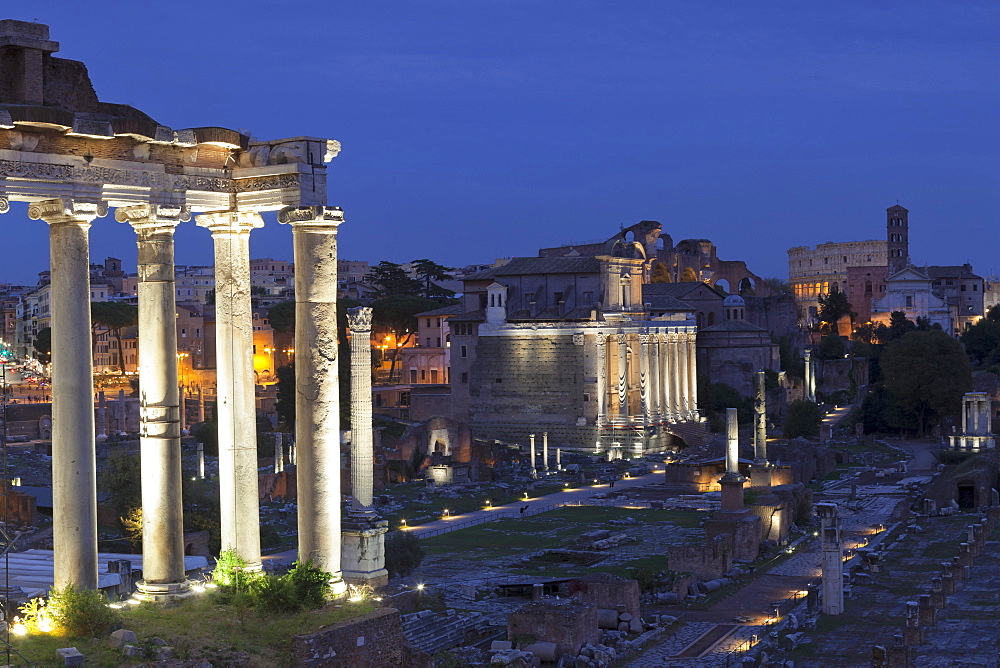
[{"xmin": 1, "ymin": 1, "xmax": 997, "ymax": 285}]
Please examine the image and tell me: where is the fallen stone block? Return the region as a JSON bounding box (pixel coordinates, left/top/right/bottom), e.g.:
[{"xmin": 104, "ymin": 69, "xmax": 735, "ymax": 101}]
[{"xmin": 56, "ymin": 647, "xmax": 84, "ymax": 667}]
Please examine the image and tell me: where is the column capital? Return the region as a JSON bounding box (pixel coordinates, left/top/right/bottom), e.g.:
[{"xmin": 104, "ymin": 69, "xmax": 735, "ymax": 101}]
[
  {"xmin": 28, "ymin": 197, "xmax": 107, "ymax": 224},
  {"xmin": 277, "ymin": 205, "xmax": 344, "ymax": 228},
  {"xmin": 0, "ymin": 197, "xmax": 9, "ymax": 214},
  {"xmin": 115, "ymin": 203, "xmax": 191, "ymax": 230},
  {"xmin": 347, "ymin": 306, "xmax": 373, "ymax": 333},
  {"xmin": 195, "ymin": 210, "xmax": 264, "ymax": 235}
]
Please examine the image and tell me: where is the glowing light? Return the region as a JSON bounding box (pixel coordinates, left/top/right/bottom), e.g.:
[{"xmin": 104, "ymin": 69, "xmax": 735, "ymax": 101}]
[
  {"xmin": 523, "ymin": 493, "xmax": 529, "ymax": 500},
  {"xmin": 192, "ymin": 584, "xmax": 205, "ymax": 593},
  {"xmin": 416, "ymin": 583, "xmax": 425, "ymax": 591},
  {"xmin": 37, "ymin": 617, "xmax": 52, "ymax": 633},
  {"xmin": 348, "ymin": 595, "xmax": 364, "ymax": 602},
  {"xmin": 204, "ymin": 583, "xmax": 218, "ymax": 589},
  {"xmin": 443, "ymin": 509, "xmax": 450, "ymax": 518},
  {"xmin": 126, "ymin": 598, "xmax": 141, "ymax": 605},
  {"xmin": 109, "ymin": 603, "xmax": 124, "ymax": 609},
  {"xmin": 11, "ymin": 623, "xmax": 26, "ymax": 636}
]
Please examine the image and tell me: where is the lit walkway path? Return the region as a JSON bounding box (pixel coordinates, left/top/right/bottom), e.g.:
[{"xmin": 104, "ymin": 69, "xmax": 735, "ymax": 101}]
[{"xmin": 405, "ymin": 469, "xmax": 667, "ymax": 538}]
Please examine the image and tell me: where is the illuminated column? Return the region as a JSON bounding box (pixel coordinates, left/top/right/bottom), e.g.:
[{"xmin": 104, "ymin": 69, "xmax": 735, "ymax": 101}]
[
  {"xmin": 661, "ymin": 333, "xmax": 673, "ymax": 420},
  {"xmin": 669, "ymin": 332, "xmax": 681, "ymax": 420},
  {"xmin": 675, "ymin": 332, "xmax": 689, "ymax": 419},
  {"xmin": 179, "ymin": 385, "xmax": 187, "ymax": 432},
  {"xmin": 278, "ymin": 205, "xmax": 346, "ymax": 585},
  {"xmin": 117, "ymin": 204, "xmax": 190, "ymax": 600},
  {"xmin": 347, "ymin": 307, "xmax": 375, "ymax": 512},
  {"xmin": 556, "ymin": 447, "xmax": 561, "ymax": 469},
  {"xmin": 595, "ymin": 334, "xmax": 607, "ymax": 422},
  {"xmin": 529, "ymin": 433, "xmax": 537, "ymax": 475},
  {"xmin": 639, "ymin": 334, "xmax": 651, "ymax": 421},
  {"xmin": 542, "ymin": 432, "xmax": 549, "ymax": 472},
  {"xmin": 726, "ymin": 408, "xmax": 739, "ymax": 475},
  {"xmin": 649, "ymin": 332, "xmax": 661, "ymax": 420},
  {"xmin": 274, "ymin": 432, "xmax": 284, "ymax": 474},
  {"xmin": 28, "ymin": 198, "xmax": 105, "ymax": 589},
  {"xmin": 97, "ymin": 390, "xmax": 107, "ymax": 441},
  {"xmin": 818, "ymin": 503, "xmax": 844, "ymax": 615},
  {"xmin": 754, "ymin": 371, "xmax": 767, "ymax": 464},
  {"xmin": 804, "ymin": 348, "xmax": 815, "ymax": 403},
  {"xmin": 197, "ymin": 386, "xmax": 205, "ymax": 423},
  {"xmin": 617, "ymin": 332, "xmax": 628, "ymax": 418},
  {"xmin": 197, "ymin": 210, "xmax": 263, "ymax": 570},
  {"xmin": 686, "ymin": 330, "xmax": 698, "ymax": 419}
]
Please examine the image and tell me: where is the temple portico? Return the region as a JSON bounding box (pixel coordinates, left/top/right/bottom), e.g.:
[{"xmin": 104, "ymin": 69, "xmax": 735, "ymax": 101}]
[{"xmin": 1, "ymin": 18, "xmax": 346, "ymax": 592}]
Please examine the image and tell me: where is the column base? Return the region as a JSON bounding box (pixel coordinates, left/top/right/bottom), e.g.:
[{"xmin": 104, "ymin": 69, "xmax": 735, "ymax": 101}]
[
  {"xmin": 749, "ymin": 463, "xmax": 774, "ymax": 489},
  {"xmin": 134, "ymin": 579, "xmax": 193, "ymax": 603},
  {"xmin": 342, "ymin": 515, "xmax": 390, "ymax": 590}
]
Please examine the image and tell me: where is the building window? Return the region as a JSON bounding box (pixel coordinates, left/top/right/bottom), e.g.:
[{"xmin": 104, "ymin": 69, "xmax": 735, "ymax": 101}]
[
  {"xmin": 461, "ymin": 345, "xmax": 467, "ymax": 358},
  {"xmin": 583, "ymin": 392, "xmax": 591, "ymax": 402},
  {"xmin": 436, "ymin": 337, "xmax": 441, "ymax": 347},
  {"xmin": 410, "ymin": 369, "xmax": 417, "ymax": 383},
  {"xmin": 461, "ymin": 372, "xmax": 468, "ymax": 384},
  {"xmin": 961, "ymin": 284, "xmax": 967, "ymax": 291},
  {"xmin": 420, "ymin": 369, "xmax": 426, "ymax": 381},
  {"xmin": 905, "ymin": 296, "xmax": 913, "ymax": 308}
]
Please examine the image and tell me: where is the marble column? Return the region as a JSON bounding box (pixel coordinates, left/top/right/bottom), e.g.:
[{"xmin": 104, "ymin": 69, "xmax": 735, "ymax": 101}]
[
  {"xmin": 719, "ymin": 408, "xmax": 745, "ymax": 512},
  {"xmin": 542, "ymin": 432, "xmax": 549, "ymax": 472},
  {"xmin": 662, "ymin": 333, "xmax": 673, "ymax": 421},
  {"xmin": 639, "ymin": 334, "xmax": 651, "ymax": 422},
  {"xmin": 97, "ymin": 390, "xmax": 107, "ymax": 441},
  {"xmin": 274, "ymin": 432, "xmax": 284, "ymax": 474},
  {"xmin": 278, "ymin": 205, "xmax": 346, "ymax": 587},
  {"xmin": 616, "ymin": 332, "xmax": 628, "ymax": 418},
  {"xmin": 649, "ymin": 332, "xmax": 661, "ymax": 420},
  {"xmin": 28, "ymin": 198, "xmax": 105, "ymax": 589},
  {"xmin": 347, "ymin": 307, "xmax": 375, "ymax": 512},
  {"xmin": 804, "ymin": 348, "xmax": 815, "ymax": 402},
  {"xmin": 342, "ymin": 305, "xmax": 388, "ymax": 587},
  {"xmin": 197, "ymin": 210, "xmax": 263, "ymax": 569},
  {"xmin": 117, "ymin": 204, "xmax": 190, "ymax": 600},
  {"xmin": 529, "ymin": 433, "xmax": 537, "ymax": 475},
  {"xmin": 197, "ymin": 386, "xmax": 205, "ymax": 423},
  {"xmin": 818, "ymin": 503, "xmax": 844, "ymax": 615},
  {"xmin": 754, "ymin": 371, "xmax": 767, "ymax": 464},
  {"xmin": 686, "ymin": 330, "xmax": 698, "ymax": 419},
  {"xmin": 675, "ymin": 332, "xmax": 688, "ymax": 419},
  {"xmin": 179, "ymin": 385, "xmax": 187, "ymax": 432},
  {"xmin": 595, "ymin": 334, "xmax": 607, "ymax": 423}
]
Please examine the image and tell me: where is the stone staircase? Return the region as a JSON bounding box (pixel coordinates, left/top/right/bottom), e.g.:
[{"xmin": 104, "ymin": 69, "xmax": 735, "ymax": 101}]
[{"xmin": 401, "ymin": 609, "xmax": 493, "ymax": 654}]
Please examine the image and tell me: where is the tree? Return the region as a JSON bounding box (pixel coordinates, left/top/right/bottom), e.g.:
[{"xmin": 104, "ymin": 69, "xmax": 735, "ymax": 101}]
[
  {"xmin": 962, "ymin": 315, "xmax": 1000, "ymax": 365},
  {"xmin": 758, "ymin": 277, "xmax": 792, "ymax": 296},
  {"xmin": 885, "ymin": 311, "xmax": 915, "ymax": 342},
  {"xmin": 267, "ymin": 301, "xmax": 296, "ymax": 333},
  {"xmin": 411, "ymin": 259, "xmax": 455, "ymax": 300},
  {"xmin": 384, "ymin": 530, "xmax": 425, "ymax": 578},
  {"xmin": 98, "ymin": 449, "xmax": 141, "ymax": 518},
  {"xmin": 91, "ymin": 301, "xmax": 139, "ymax": 375},
  {"xmin": 816, "ymin": 332, "xmax": 846, "ymax": 360},
  {"xmin": 33, "ymin": 327, "xmax": 51, "ymax": 364},
  {"xmin": 371, "ymin": 294, "xmax": 443, "ymax": 379},
  {"xmin": 881, "ymin": 329, "xmax": 972, "ymax": 436},
  {"xmin": 275, "ymin": 364, "xmax": 296, "ymax": 428},
  {"xmin": 783, "ymin": 400, "xmax": 822, "ymax": 439},
  {"xmin": 367, "ymin": 261, "xmax": 421, "ymax": 298},
  {"xmin": 816, "ymin": 287, "xmax": 856, "ymax": 335}
]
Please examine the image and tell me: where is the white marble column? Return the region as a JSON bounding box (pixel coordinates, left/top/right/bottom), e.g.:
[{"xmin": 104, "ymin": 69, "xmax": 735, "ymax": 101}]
[
  {"xmin": 197, "ymin": 210, "xmax": 263, "ymax": 569},
  {"xmin": 675, "ymin": 332, "xmax": 689, "ymax": 419},
  {"xmin": 649, "ymin": 332, "xmax": 661, "ymax": 420},
  {"xmin": 686, "ymin": 330, "xmax": 699, "ymax": 419},
  {"xmin": 639, "ymin": 334, "xmax": 651, "ymax": 422},
  {"xmin": 117, "ymin": 204, "xmax": 191, "ymax": 600},
  {"xmin": 754, "ymin": 370, "xmax": 768, "ymax": 464},
  {"xmin": 542, "ymin": 432, "xmax": 549, "ymax": 471},
  {"xmin": 804, "ymin": 348, "xmax": 815, "ymax": 402},
  {"xmin": 667, "ymin": 332, "xmax": 684, "ymax": 421},
  {"xmin": 278, "ymin": 205, "xmax": 346, "ymax": 585},
  {"xmin": 274, "ymin": 432, "xmax": 284, "ymax": 474},
  {"xmin": 28, "ymin": 198, "xmax": 105, "ymax": 589},
  {"xmin": 529, "ymin": 433, "xmax": 537, "ymax": 474},
  {"xmin": 347, "ymin": 306, "xmax": 375, "ymax": 512},
  {"xmin": 595, "ymin": 334, "xmax": 607, "ymax": 423},
  {"xmin": 617, "ymin": 332, "xmax": 628, "ymax": 418},
  {"xmin": 726, "ymin": 408, "xmax": 739, "ymax": 475}
]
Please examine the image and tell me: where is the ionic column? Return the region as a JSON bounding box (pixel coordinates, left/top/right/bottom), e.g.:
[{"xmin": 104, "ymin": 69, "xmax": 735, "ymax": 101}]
[
  {"xmin": 686, "ymin": 330, "xmax": 699, "ymax": 419},
  {"xmin": 347, "ymin": 307, "xmax": 375, "ymax": 512},
  {"xmin": 617, "ymin": 332, "xmax": 628, "ymax": 418},
  {"xmin": 28, "ymin": 198, "xmax": 105, "ymax": 589},
  {"xmin": 675, "ymin": 332, "xmax": 689, "ymax": 419},
  {"xmin": 197, "ymin": 210, "xmax": 263, "ymax": 569},
  {"xmin": 639, "ymin": 334, "xmax": 651, "ymax": 422},
  {"xmin": 668, "ymin": 332, "xmax": 681, "ymax": 420},
  {"xmin": 595, "ymin": 334, "xmax": 607, "ymax": 423},
  {"xmin": 117, "ymin": 204, "xmax": 191, "ymax": 600},
  {"xmin": 649, "ymin": 332, "xmax": 661, "ymax": 420},
  {"xmin": 278, "ymin": 205, "xmax": 346, "ymax": 584}
]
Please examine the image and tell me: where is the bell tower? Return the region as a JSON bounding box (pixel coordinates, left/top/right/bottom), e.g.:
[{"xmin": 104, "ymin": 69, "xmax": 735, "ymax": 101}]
[{"xmin": 886, "ymin": 204, "xmax": 909, "ymax": 274}]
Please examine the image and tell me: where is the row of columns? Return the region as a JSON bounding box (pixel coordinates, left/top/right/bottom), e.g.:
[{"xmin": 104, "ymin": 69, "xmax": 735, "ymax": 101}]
[
  {"xmin": 24, "ymin": 198, "xmax": 345, "ymax": 596},
  {"xmin": 595, "ymin": 328, "xmax": 698, "ymax": 425}
]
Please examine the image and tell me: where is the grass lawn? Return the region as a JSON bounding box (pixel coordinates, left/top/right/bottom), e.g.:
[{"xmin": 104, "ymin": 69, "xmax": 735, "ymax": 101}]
[{"xmin": 11, "ymin": 595, "xmax": 376, "ymax": 667}]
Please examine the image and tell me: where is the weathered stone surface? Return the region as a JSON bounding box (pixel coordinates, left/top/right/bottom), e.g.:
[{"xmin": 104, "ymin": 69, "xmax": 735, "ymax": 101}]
[
  {"xmin": 108, "ymin": 629, "xmax": 137, "ymax": 648},
  {"xmin": 55, "ymin": 647, "xmax": 84, "ymax": 666},
  {"xmin": 291, "ymin": 608, "xmax": 431, "ymax": 667}
]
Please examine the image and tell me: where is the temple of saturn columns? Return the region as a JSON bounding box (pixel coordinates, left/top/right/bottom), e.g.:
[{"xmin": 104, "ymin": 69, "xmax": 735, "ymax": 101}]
[{"xmin": 0, "ymin": 19, "xmax": 347, "ymax": 597}]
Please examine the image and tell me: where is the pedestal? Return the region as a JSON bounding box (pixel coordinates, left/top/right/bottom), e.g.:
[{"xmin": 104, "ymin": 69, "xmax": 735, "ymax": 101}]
[
  {"xmin": 341, "ymin": 514, "xmax": 389, "ymax": 589},
  {"xmin": 749, "ymin": 463, "xmax": 773, "ymax": 489}
]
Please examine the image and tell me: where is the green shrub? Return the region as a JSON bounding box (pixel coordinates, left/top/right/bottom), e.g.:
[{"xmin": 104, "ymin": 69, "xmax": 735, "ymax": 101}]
[
  {"xmin": 252, "ymin": 574, "xmax": 301, "ymax": 614},
  {"xmin": 47, "ymin": 584, "xmax": 122, "ymax": 637},
  {"xmin": 385, "ymin": 530, "xmax": 425, "ymax": 578},
  {"xmin": 286, "ymin": 560, "xmax": 333, "ymax": 610}
]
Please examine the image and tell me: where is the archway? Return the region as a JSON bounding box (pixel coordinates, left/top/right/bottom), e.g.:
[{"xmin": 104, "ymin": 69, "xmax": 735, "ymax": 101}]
[
  {"xmin": 681, "ymin": 267, "xmax": 699, "ymax": 283},
  {"xmin": 714, "ymin": 278, "xmax": 731, "ymax": 294},
  {"xmin": 738, "ymin": 277, "xmax": 755, "ymax": 295}
]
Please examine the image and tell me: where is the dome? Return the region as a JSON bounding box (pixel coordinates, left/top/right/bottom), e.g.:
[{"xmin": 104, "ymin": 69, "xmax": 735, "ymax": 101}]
[{"xmin": 723, "ymin": 294, "xmax": 745, "ymax": 307}]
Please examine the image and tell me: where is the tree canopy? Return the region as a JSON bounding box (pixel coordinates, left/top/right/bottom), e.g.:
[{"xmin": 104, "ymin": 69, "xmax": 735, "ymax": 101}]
[
  {"xmin": 267, "ymin": 301, "xmax": 296, "ymax": 333},
  {"xmin": 371, "ymin": 294, "xmax": 443, "ymax": 378},
  {"xmin": 91, "ymin": 301, "xmax": 139, "ymax": 375},
  {"xmin": 817, "ymin": 286, "xmax": 856, "ymax": 334},
  {"xmin": 33, "ymin": 327, "xmax": 52, "ymax": 363},
  {"xmin": 411, "ymin": 259, "xmax": 455, "ymax": 299},
  {"xmin": 367, "ymin": 261, "xmax": 422, "ymax": 298},
  {"xmin": 881, "ymin": 329, "xmax": 971, "ymax": 436},
  {"xmin": 783, "ymin": 400, "xmax": 822, "ymax": 439}
]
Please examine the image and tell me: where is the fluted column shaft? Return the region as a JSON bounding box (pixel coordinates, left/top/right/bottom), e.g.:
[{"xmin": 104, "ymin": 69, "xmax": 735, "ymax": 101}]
[
  {"xmin": 29, "ymin": 198, "xmax": 104, "ymax": 589},
  {"xmin": 348, "ymin": 307, "xmax": 375, "ymax": 512},
  {"xmin": 754, "ymin": 370, "xmax": 768, "ymax": 464},
  {"xmin": 197, "ymin": 211, "xmax": 263, "ymax": 568},
  {"xmin": 119, "ymin": 204, "xmax": 190, "ymax": 596},
  {"xmin": 595, "ymin": 334, "xmax": 607, "ymax": 422},
  {"xmin": 675, "ymin": 332, "xmax": 688, "ymax": 418},
  {"xmin": 639, "ymin": 334, "xmax": 651, "ymax": 421},
  {"xmin": 686, "ymin": 331, "xmax": 698, "ymax": 419},
  {"xmin": 649, "ymin": 333, "xmax": 661, "ymax": 420},
  {"xmin": 726, "ymin": 408, "xmax": 739, "ymax": 474},
  {"xmin": 279, "ymin": 205, "xmax": 345, "ymax": 579},
  {"xmin": 617, "ymin": 333, "xmax": 628, "ymax": 417}
]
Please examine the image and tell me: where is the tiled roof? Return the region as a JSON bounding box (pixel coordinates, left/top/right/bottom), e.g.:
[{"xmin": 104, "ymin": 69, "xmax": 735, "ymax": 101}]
[
  {"xmin": 469, "ymin": 256, "xmax": 602, "ymax": 280},
  {"xmin": 414, "ymin": 303, "xmax": 464, "ymax": 318},
  {"xmin": 699, "ymin": 319, "xmax": 766, "ymax": 333},
  {"xmin": 447, "ymin": 309, "xmax": 486, "ymax": 323}
]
